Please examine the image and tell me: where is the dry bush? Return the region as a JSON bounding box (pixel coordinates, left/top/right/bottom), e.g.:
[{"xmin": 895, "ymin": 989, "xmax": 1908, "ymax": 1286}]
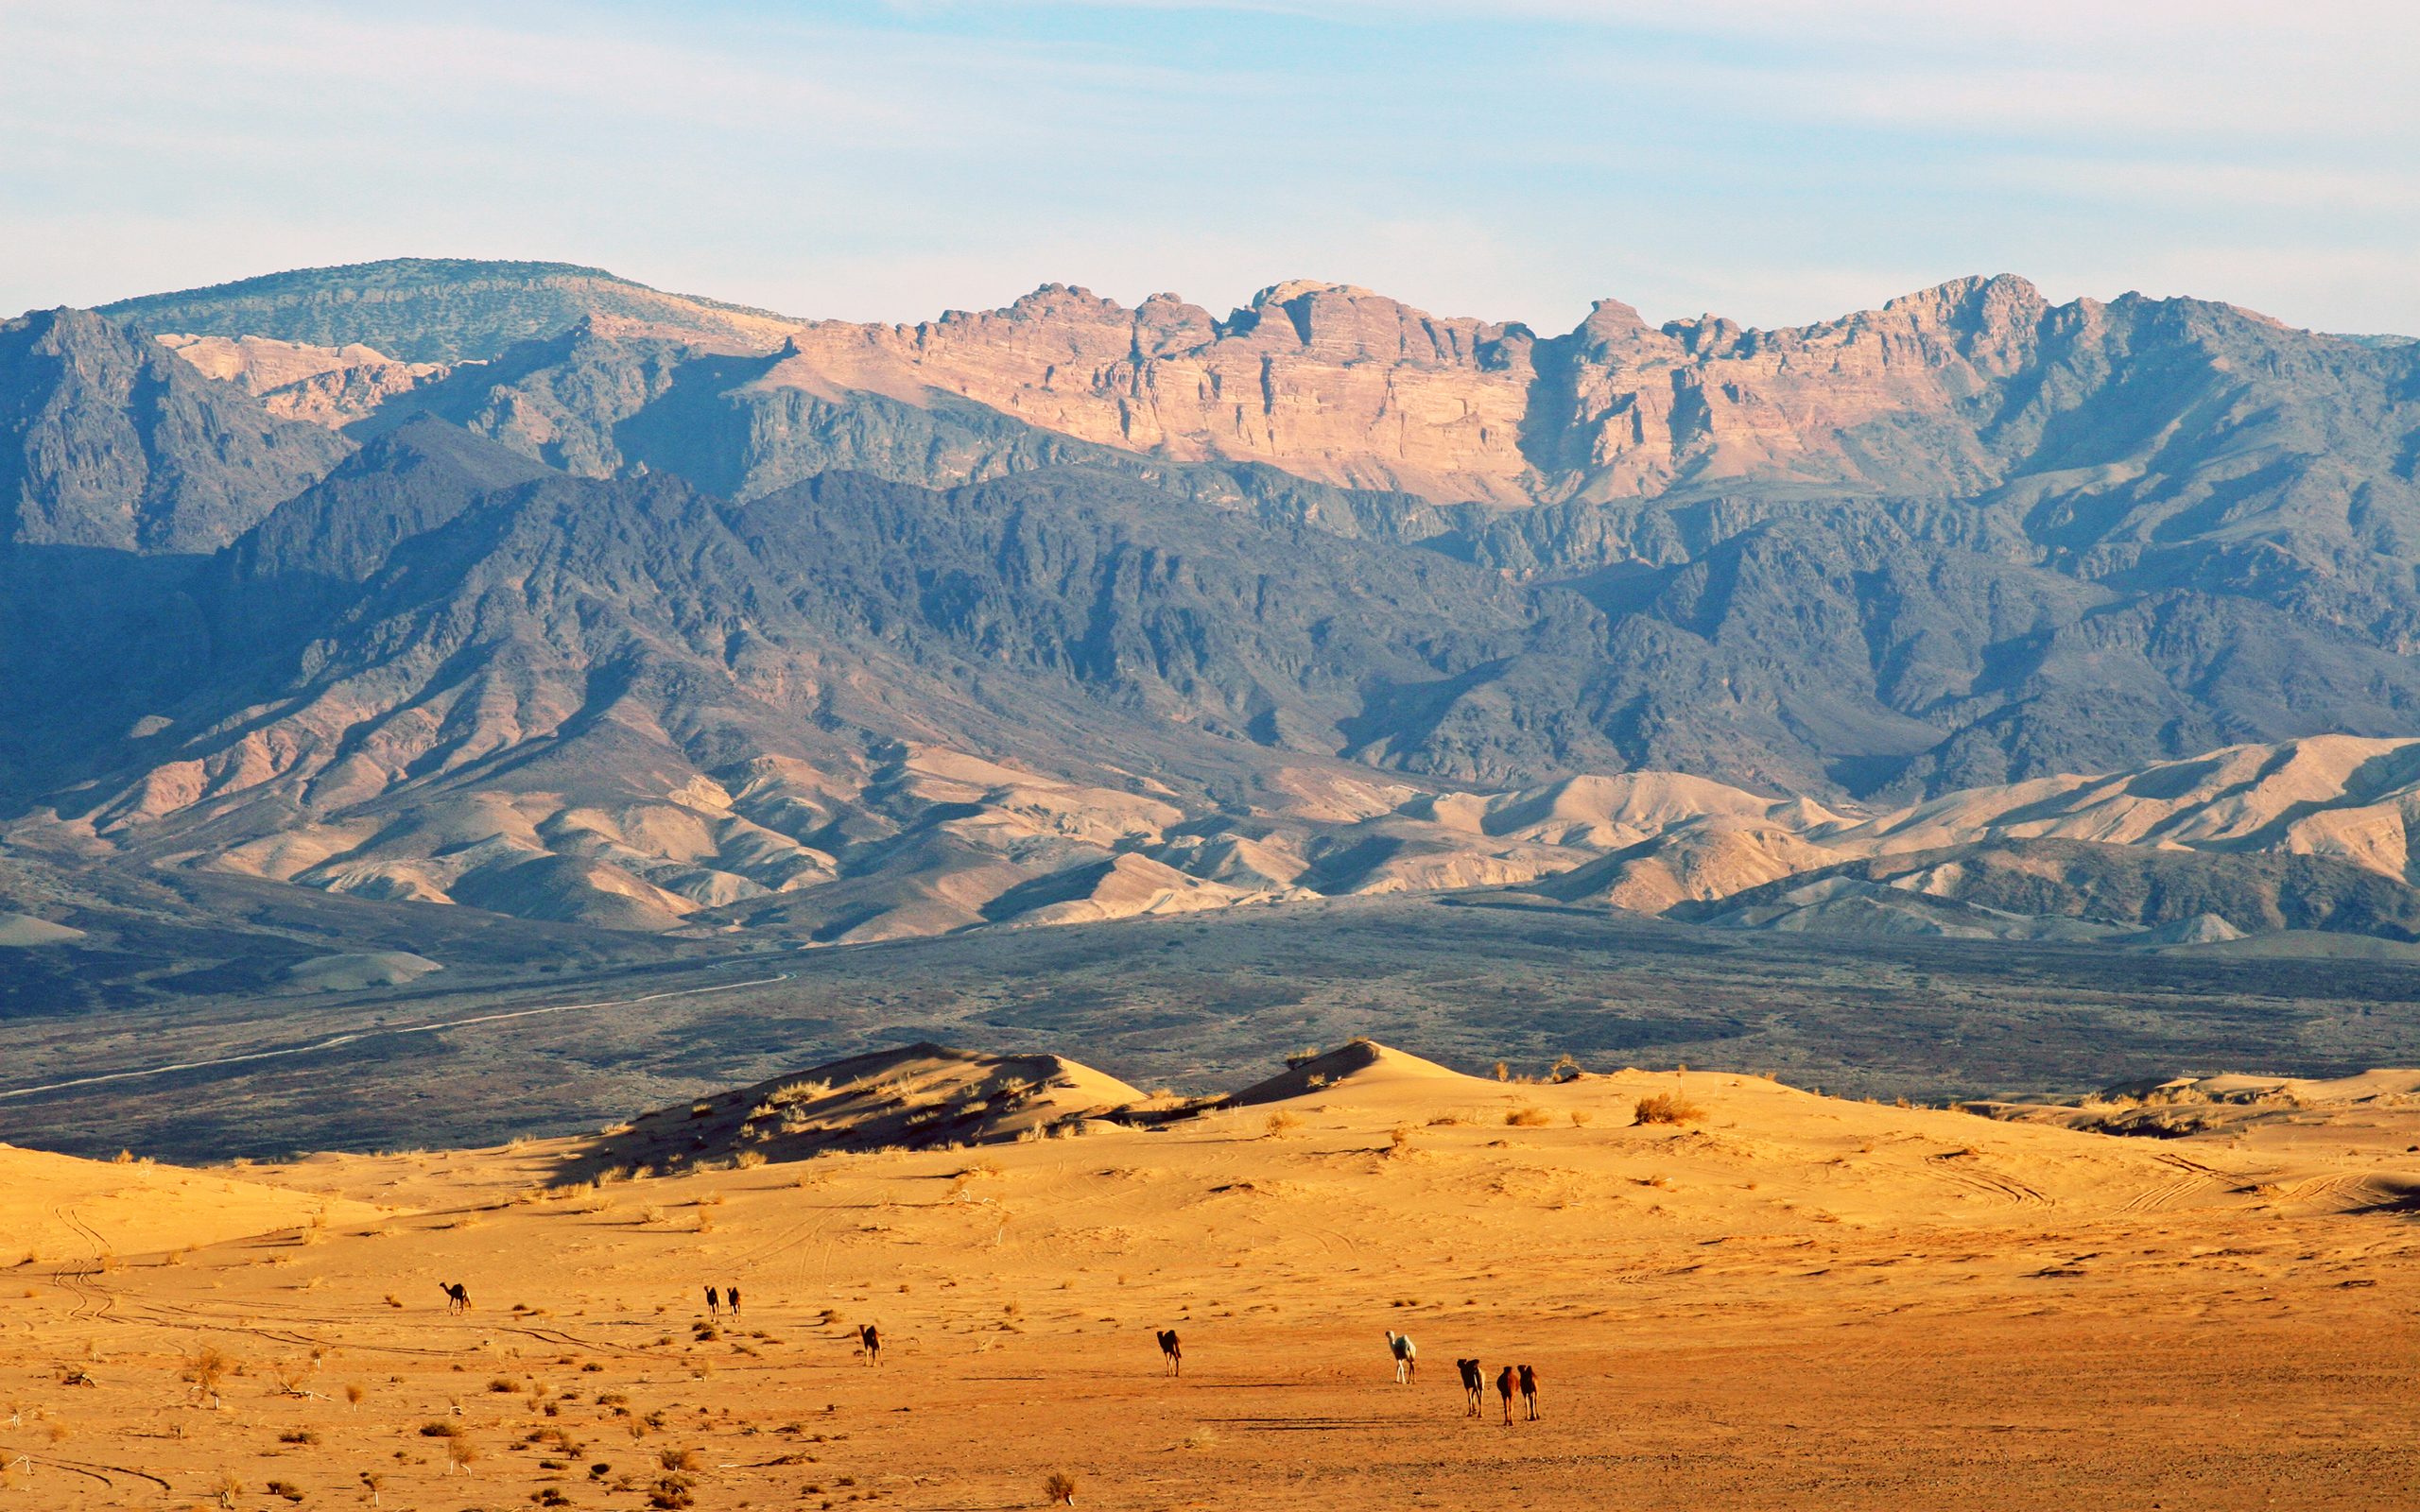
[
  {"xmin": 488, "ymin": 1376, "xmax": 518, "ymax": 1393},
  {"xmin": 638, "ymin": 1206, "xmax": 666, "ymax": 1226},
  {"xmin": 699, "ymin": 1191, "xmax": 727, "ymax": 1207},
  {"xmin": 1570, "ymin": 1109, "xmax": 1595, "ymax": 1127},
  {"xmin": 1044, "ymin": 1470, "xmax": 1080, "ymax": 1505},
  {"xmin": 1505, "ymin": 1107, "xmax": 1552, "ymax": 1127},
  {"xmin": 345, "ymin": 1383, "xmax": 364, "ymax": 1407},
  {"xmin": 186, "ymin": 1345, "xmax": 232, "ymax": 1405},
  {"xmin": 1264, "ymin": 1111, "xmax": 1305, "ymax": 1137},
  {"xmin": 1183, "ymin": 1425, "xmax": 1218, "ymax": 1450},
  {"xmin": 733, "ymin": 1151, "xmax": 767, "ymax": 1170},
  {"xmin": 658, "ymin": 1447, "xmax": 703, "ymax": 1471},
  {"xmin": 300, "ymin": 1229, "xmax": 327, "ymax": 1247},
  {"xmin": 1633, "ymin": 1092, "xmax": 1706, "ymax": 1125},
  {"xmin": 1493, "ymin": 1061, "xmax": 1510, "ymax": 1082},
  {"xmin": 450, "ymin": 1213, "xmax": 483, "ymax": 1230},
  {"xmin": 1389, "ymin": 1125, "xmax": 1414, "ymax": 1152}
]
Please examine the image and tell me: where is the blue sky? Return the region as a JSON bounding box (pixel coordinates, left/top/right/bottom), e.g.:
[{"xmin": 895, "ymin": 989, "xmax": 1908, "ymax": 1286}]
[{"xmin": 4, "ymin": 0, "xmax": 2415, "ymax": 335}]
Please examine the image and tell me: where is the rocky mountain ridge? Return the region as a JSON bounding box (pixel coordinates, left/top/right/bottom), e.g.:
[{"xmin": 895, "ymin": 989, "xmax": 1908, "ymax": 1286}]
[{"xmin": 5, "ymin": 258, "xmax": 2420, "ymax": 954}]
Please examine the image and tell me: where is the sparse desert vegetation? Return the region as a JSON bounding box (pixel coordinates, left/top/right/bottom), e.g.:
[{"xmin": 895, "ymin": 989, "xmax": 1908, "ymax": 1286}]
[{"xmin": 4, "ymin": 1039, "xmax": 2419, "ymax": 1511}]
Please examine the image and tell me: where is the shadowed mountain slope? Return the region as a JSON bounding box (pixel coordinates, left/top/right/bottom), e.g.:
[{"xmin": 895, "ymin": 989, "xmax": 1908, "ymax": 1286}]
[{"xmin": 1, "ymin": 307, "xmax": 352, "ymax": 553}]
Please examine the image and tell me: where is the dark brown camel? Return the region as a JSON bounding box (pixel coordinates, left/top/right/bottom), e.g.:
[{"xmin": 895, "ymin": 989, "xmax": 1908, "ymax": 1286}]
[
  {"xmin": 1518, "ymin": 1365, "xmax": 1539, "ymax": 1420},
  {"xmin": 705, "ymin": 1285, "xmax": 720, "ymax": 1319},
  {"xmin": 727, "ymin": 1286, "xmax": 741, "ymax": 1318},
  {"xmin": 858, "ymin": 1323, "xmax": 882, "ymax": 1366},
  {"xmin": 1495, "ymin": 1365, "xmax": 1515, "ymax": 1425},
  {"xmin": 1456, "ymin": 1359, "xmax": 1484, "ymax": 1418},
  {"xmin": 1157, "ymin": 1329, "xmax": 1183, "ymax": 1376},
  {"xmin": 438, "ymin": 1282, "xmax": 470, "ymax": 1314}
]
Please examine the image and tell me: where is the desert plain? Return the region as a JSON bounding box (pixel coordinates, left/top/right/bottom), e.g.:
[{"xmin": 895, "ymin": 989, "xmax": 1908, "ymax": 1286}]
[{"xmin": 6, "ymin": 1041, "xmax": 2420, "ymax": 1511}]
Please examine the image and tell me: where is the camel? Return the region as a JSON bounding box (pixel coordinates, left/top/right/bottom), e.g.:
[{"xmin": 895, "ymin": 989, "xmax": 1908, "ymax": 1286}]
[
  {"xmin": 1495, "ymin": 1366, "xmax": 1515, "ymax": 1424},
  {"xmin": 1157, "ymin": 1329, "xmax": 1183, "ymax": 1376},
  {"xmin": 1518, "ymin": 1365, "xmax": 1539, "ymax": 1421},
  {"xmin": 1456, "ymin": 1359, "xmax": 1484, "ymax": 1418},
  {"xmin": 1385, "ymin": 1331, "xmax": 1417, "ymax": 1383},
  {"xmin": 704, "ymin": 1285, "xmax": 720, "ymax": 1319},
  {"xmin": 438, "ymin": 1282, "xmax": 470, "ymax": 1314},
  {"xmin": 858, "ymin": 1323, "xmax": 882, "ymax": 1366},
  {"xmin": 727, "ymin": 1286, "xmax": 741, "ymax": 1318}
]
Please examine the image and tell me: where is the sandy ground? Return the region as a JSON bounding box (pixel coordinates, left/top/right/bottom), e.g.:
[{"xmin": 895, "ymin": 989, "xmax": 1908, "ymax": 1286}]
[{"xmin": 9, "ymin": 1049, "xmax": 2420, "ymax": 1510}]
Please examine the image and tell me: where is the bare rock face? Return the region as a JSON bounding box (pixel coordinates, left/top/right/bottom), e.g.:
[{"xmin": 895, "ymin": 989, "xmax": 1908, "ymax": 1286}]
[
  {"xmin": 0, "ymin": 308, "xmax": 352, "ymax": 552},
  {"xmin": 152, "ymin": 333, "xmax": 446, "ymax": 428}
]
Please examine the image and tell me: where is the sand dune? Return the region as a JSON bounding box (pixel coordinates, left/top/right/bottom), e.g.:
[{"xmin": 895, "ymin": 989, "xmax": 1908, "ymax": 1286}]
[{"xmin": 11, "ymin": 1040, "xmax": 2420, "ymax": 1508}]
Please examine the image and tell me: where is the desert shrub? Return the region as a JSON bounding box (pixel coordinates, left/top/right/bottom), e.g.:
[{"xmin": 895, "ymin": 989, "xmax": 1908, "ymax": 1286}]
[
  {"xmin": 1505, "ymin": 1107, "xmax": 1552, "ymax": 1127},
  {"xmin": 1044, "ymin": 1470, "xmax": 1080, "ymax": 1505},
  {"xmin": 734, "ymin": 1151, "xmax": 767, "ymax": 1169},
  {"xmin": 1633, "ymin": 1092, "xmax": 1706, "ymax": 1125},
  {"xmin": 489, "ymin": 1375, "xmax": 518, "ymax": 1392},
  {"xmin": 1264, "ymin": 1111, "xmax": 1304, "ymax": 1137},
  {"xmin": 1570, "ymin": 1109, "xmax": 1595, "ymax": 1127}
]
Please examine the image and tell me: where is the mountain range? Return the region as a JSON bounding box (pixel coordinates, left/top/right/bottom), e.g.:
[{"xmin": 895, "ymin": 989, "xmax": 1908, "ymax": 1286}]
[{"xmin": 7, "ymin": 257, "xmax": 2420, "ymax": 960}]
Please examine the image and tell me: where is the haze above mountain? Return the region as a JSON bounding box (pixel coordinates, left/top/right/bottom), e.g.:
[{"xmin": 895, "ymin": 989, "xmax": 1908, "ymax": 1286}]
[{"xmin": 6, "ymin": 257, "xmax": 2420, "ymax": 958}]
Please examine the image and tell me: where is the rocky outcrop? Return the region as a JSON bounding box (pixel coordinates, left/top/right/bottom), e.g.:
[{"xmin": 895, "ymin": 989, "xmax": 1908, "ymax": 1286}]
[
  {"xmin": 152, "ymin": 333, "xmax": 445, "ymax": 427},
  {"xmin": 0, "ymin": 308, "xmax": 352, "ymax": 552}
]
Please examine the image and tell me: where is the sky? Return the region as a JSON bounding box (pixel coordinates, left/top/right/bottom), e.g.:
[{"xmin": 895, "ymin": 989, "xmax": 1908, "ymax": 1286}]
[{"xmin": 4, "ymin": 0, "xmax": 2416, "ymax": 335}]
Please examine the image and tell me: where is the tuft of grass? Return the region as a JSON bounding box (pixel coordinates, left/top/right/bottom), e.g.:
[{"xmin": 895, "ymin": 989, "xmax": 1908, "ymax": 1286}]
[
  {"xmin": 1264, "ymin": 1111, "xmax": 1305, "ymax": 1137},
  {"xmin": 1570, "ymin": 1109, "xmax": 1595, "ymax": 1127},
  {"xmin": 1182, "ymin": 1425, "xmax": 1218, "ymax": 1451},
  {"xmin": 1633, "ymin": 1092, "xmax": 1706, "ymax": 1126},
  {"xmin": 1505, "ymin": 1108, "xmax": 1552, "ymax": 1127},
  {"xmin": 733, "ymin": 1150, "xmax": 767, "ymax": 1169},
  {"xmin": 1044, "ymin": 1470, "xmax": 1080, "ymax": 1505}
]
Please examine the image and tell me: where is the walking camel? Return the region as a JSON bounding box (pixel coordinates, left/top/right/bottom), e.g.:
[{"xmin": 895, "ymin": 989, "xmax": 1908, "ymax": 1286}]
[
  {"xmin": 858, "ymin": 1323, "xmax": 882, "ymax": 1366},
  {"xmin": 727, "ymin": 1285, "xmax": 742, "ymax": 1319},
  {"xmin": 1455, "ymin": 1359, "xmax": 1484, "ymax": 1418},
  {"xmin": 1518, "ymin": 1365, "xmax": 1539, "ymax": 1421},
  {"xmin": 438, "ymin": 1282, "xmax": 471, "ymax": 1314},
  {"xmin": 1384, "ymin": 1331, "xmax": 1417, "ymax": 1383},
  {"xmin": 704, "ymin": 1285, "xmax": 720, "ymax": 1319},
  {"xmin": 1495, "ymin": 1366, "xmax": 1515, "ymax": 1424},
  {"xmin": 1157, "ymin": 1329, "xmax": 1183, "ymax": 1377}
]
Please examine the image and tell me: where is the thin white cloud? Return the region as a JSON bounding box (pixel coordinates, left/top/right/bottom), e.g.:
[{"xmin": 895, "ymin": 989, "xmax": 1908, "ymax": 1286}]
[{"xmin": 1, "ymin": 0, "xmax": 2414, "ymax": 335}]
